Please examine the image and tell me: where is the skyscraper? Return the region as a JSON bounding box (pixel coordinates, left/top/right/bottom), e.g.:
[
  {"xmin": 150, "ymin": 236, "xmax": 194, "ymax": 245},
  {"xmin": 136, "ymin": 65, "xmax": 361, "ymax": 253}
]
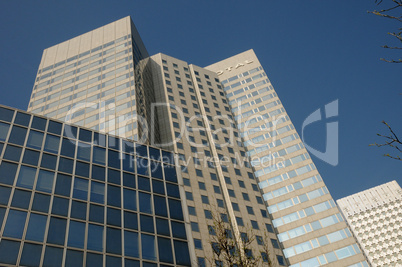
[
  {"xmin": 337, "ymin": 180, "xmax": 402, "ymax": 266},
  {"xmin": 205, "ymin": 50, "xmax": 368, "ymax": 267},
  {"xmin": 0, "ymin": 104, "xmax": 192, "ymax": 266},
  {"xmin": 28, "ymin": 17, "xmax": 158, "ymax": 144},
  {"xmin": 10, "ymin": 16, "xmax": 370, "ymax": 266}
]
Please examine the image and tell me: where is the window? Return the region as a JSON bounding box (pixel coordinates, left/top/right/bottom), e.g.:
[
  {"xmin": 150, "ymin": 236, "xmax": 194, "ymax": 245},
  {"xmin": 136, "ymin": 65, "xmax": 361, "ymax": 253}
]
[
  {"xmin": 217, "ymin": 199, "xmax": 224, "ymax": 208},
  {"xmin": 185, "ymin": 191, "xmax": 193, "ymax": 201},
  {"xmin": 188, "ymin": 206, "xmax": 196, "ymax": 216},
  {"xmin": 208, "ymin": 225, "xmax": 216, "ymax": 235},
  {"xmin": 17, "ymin": 165, "xmax": 37, "ymax": 189},
  {"xmin": 47, "ymin": 217, "xmax": 67, "ymax": 245},
  {"xmin": 261, "ymin": 209, "xmax": 268, "ymax": 218},
  {"xmin": 252, "ymin": 184, "xmax": 259, "ymax": 191},
  {"xmin": 277, "ymin": 255, "xmax": 286, "ymax": 266},
  {"xmin": 36, "ymin": 170, "xmax": 55, "ymax": 193},
  {"xmin": 201, "ymin": 195, "xmax": 209, "ymax": 204},
  {"xmin": 271, "ymin": 239, "xmax": 280, "ymax": 249},
  {"xmin": 213, "ymin": 186, "xmax": 221, "ymax": 194},
  {"xmin": 221, "ymin": 214, "xmax": 229, "ymax": 223},
  {"xmin": 183, "ymin": 178, "xmax": 190, "ymax": 186},
  {"xmin": 20, "ymin": 243, "xmax": 42, "ymax": 266},
  {"xmin": 191, "ymin": 222, "xmax": 199, "ymax": 232},
  {"xmin": 232, "ymin": 203, "xmax": 239, "ymax": 211},
  {"xmin": 196, "ymin": 169, "xmax": 203, "ymax": 177},
  {"xmin": 242, "ymin": 193, "xmax": 250, "ymax": 201},
  {"xmin": 238, "ymin": 180, "xmax": 245, "ymax": 188},
  {"xmin": 26, "ymin": 213, "xmax": 47, "ymax": 242},
  {"xmin": 253, "ymin": 237, "xmax": 266, "ymax": 249},
  {"xmin": 198, "ymin": 182, "xmax": 206, "ymax": 190},
  {"xmin": 246, "ymin": 206, "xmax": 254, "ymax": 215},
  {"xmin": 266, "ymin": 224, "xmax": 274, "ymax": 233},
  {"xmin": 194, "ymin": 239, "xmax": 203, "ymax": 250},
  {"xmin": 26, "ymin": 130, "xmax": 44, "ymax": 150},
  {"xmin": 228, "ymin": 189, "xmax": 235, "ymax": 197},
  {"xmin": 236, "ymin": 217, "xmax": 244, "ymax": 226},
  {"xmin": 204, "ymin": 210, "xmax": 212, "ymax": 219},
  {"xmin": 68, "ymin": 220, "xmax": 86, "ymax": 248},
  {"xmin": 210, "ymin": 173, "xmax": 217, "ymax": 181}
]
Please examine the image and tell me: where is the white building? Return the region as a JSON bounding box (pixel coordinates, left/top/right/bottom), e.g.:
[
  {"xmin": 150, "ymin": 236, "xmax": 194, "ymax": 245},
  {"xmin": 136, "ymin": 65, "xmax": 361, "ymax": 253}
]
[{"xmin": 337, "ymin": 180, "xmax": 402, "ymax": 266}]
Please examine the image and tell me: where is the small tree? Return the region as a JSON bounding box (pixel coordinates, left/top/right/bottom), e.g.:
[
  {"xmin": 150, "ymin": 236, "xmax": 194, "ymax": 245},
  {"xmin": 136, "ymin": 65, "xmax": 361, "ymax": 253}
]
[{"xmin": 207, "ymin": 211, "xmax": 275, "ymax": 266}]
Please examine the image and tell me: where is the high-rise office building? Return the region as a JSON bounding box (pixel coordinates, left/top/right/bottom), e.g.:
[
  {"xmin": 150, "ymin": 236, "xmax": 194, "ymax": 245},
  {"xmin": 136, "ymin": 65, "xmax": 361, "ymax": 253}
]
[
  {"xmin": 4, "ymin": 16, "xmax": 370, "ymax": 266},
  {"xmin": 28, "ymin": 17, "xmax": 159, "ymax": 144},
  {"xmin": 149, "ymin": 53, "xmax": 286, "ymax": 266},
  {"xmin": 206, "ymin": 51, "xmax": 368, "ymax": 267},
  {"xmin": 26, "ymin": 16, "xmax": 287, "ymax": 266},
  {"xmin": 0, "ymin": 105, "xmax": 192, "ymax": 266},
  {"xmin": 337, "ymin": 180, "xmax": 402, "ymax": 266}
]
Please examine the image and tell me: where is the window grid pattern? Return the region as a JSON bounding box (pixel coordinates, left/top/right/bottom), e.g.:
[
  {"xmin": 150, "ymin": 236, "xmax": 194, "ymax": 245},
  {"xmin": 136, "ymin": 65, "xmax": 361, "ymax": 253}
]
[{"xmin": 0, "ymin": 106, "xmax": 191, "ymax": 267}]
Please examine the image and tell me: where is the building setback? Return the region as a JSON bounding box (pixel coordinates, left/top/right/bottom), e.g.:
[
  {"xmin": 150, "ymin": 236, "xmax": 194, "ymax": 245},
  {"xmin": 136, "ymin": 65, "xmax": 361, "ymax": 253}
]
[
  {"xmin": 1, "ymin": 16, "xmax": 371, "ymax": 266},
  {"xmin": 337, "ymin": 180, "xmax": 402, "ymax": 266}
]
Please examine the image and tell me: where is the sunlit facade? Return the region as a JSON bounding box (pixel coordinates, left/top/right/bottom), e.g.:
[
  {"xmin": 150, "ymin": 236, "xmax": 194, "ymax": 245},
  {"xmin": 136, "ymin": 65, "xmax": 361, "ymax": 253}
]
[
  {"xmin": 337, "ymin": 180, "xmax": 402, "ymax": 266},
  {"xmin": 0, "ymin": 16, "xmax": 374, "ymax": 266},
  {"xmin": 206, "ymin": 50, "xmax": 368, "ymax": 267}
]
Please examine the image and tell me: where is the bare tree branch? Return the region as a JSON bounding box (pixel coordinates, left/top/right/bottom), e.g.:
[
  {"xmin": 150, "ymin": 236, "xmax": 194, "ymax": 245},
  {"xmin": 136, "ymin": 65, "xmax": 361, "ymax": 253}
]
[
  {"xmin": 369, "ymin": 0, "xmax": 402, "ymax": 63},
  {"xmin": 370, "ymin": 121, "xmax": 402, "ymax": 160}
]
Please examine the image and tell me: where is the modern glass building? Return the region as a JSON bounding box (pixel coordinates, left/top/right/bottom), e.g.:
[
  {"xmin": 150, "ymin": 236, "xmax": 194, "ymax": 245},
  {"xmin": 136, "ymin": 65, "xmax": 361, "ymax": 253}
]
[
  {"xmin": 0, "ymin": 105, "xmax": 191, "ymax": 266},
  {"xmin": 1, "ymin": 16, "xmax": 372, "ymax": 266},
  {"xmin": 337, "ymin": 180, "xmax": 402, "ymax": 266}
]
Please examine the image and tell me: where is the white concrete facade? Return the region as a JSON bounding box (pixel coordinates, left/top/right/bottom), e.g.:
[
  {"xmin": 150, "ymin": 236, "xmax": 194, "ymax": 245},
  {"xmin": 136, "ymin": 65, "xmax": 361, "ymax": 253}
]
[{"xmin": 337, "ymin": 180, "xmax": 402, "ymax": 266}]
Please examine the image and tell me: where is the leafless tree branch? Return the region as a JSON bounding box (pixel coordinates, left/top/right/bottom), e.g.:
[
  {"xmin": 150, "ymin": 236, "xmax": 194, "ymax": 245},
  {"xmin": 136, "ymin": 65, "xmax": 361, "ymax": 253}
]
[
  {"xmin": 369, "ymin": 0, "xmax": 402, "ymax": 62},
  {"xmin": 370, "ymin": 121, "xmax": 402, "ymax": 161}
]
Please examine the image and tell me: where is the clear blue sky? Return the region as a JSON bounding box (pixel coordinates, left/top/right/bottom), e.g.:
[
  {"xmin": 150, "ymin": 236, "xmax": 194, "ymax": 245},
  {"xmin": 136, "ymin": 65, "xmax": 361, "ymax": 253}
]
[{"xmin": 0, "ymin": 0, "xmax": 400, "ymax": 200}]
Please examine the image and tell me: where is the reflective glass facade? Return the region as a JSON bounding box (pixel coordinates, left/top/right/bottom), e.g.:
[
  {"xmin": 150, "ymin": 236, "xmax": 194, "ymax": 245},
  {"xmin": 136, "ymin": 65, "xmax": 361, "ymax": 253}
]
[{"xmin": 0, "ymin": 105, "xmax": 191, "ymax": 266}]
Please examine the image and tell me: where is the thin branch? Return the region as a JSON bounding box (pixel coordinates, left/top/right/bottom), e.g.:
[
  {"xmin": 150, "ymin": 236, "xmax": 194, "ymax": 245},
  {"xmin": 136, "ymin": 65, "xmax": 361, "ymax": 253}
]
[
  {"xmin": 380, "ymin": 58, "xmax": 402, "ymax": 62},
  {"xmin": 370, "ymin": 121, "xmax": 402, "ymax": 161},
  {"xmin": 382, "ymin": 45, "xmax": 402, "ymax": 49}
]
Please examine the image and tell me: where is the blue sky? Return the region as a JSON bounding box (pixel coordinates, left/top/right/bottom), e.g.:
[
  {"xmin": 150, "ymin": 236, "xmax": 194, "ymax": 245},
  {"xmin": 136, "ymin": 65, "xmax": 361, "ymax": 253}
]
[{"xmin": 0, "ymin": 0, "xmax": 400, "ymax": 200}]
